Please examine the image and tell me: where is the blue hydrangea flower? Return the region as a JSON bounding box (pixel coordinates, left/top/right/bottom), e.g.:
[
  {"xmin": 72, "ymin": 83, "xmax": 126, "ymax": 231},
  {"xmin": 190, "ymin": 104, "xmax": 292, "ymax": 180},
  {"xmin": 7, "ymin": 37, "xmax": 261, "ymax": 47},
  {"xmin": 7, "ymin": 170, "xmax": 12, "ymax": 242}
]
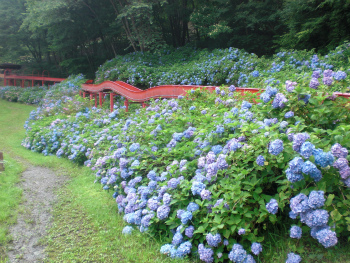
[
  {"xmin": 241, "ymin": 100, "xmax": 252, "ymax": 109},
  {"xmin": 313, "ymin": 149, "xmax": 334, "ymax": 167},
  {"xmin": 300, "ymin": 142, "xmax": 315, "ymax": 159},
  {"xmin": 157, "ymin": 205, "xmax": 170, "ymax": 220},
  {"xmin": 189, "ymin": 106, "xmax": 196, "ymax": 110},
  {"xmin": 284, "ymin": 111, "xmax": 294, "ymax": 118},
  {"xmin": 191, "ymin": 181, "xmax": 206, "ymax": 196},
  {"xmin": 160, "ymin": 244, "xmax": 176, "ymax": 257},
  {"xmin": 122, "ymin": 226, "xmax": 133, "ymax": 235},
  {"xmin": 290, "ymin": 194, "xmax": 310, "ymax": 215},
  {"xmin": 286, "ymin": 252, "xmax": 301, "ymax": 263},
  {"xmin": 304, "ymin": 209, "xmax": 329, "ymax": 228},
  {"xmin": 198, "ymin": 244, "xmax": 214, "ymax": 263},
  {"xmin": 176, "ymin": 241, "xmax": 192, "ymax": 258},
  {"xmin": 217, "ymin": 154, "xmax": 228, "ymax": 170},
  {"xmin": 185, "ymin": 225, "xmax": 195, "ymax": 238},
  {"xmin": 238, "ymin": 228, "xmax": 246, "ymax": 235},
  {"xmin": 256, "ymin": 155, "xmax": 265, "ymax": 166},
  {"xmin": 315, "ymin": 228, "xmax": 338, "ymax": 248},
  {"xmin": 260, "ymin": 92, "xmax": 271, "ymax": 103},
  {"xmin": 163, "ymin": 193, "xmax": 172, "ymax": 205},
  {"xmin": 172, "ymin": 232, "xmax": 183, "ymax": 246},
  {"xmin": 286, "ymin": 168, "xmax": 304, "ymax": 183},
  {"xmin": 302, "ymin": 161, "xmax": 322, "ymax": 182},
  {"xmin": 181, "ymin": 211, "xmax": 193, "ymax": 224},
  {"xmin": 201, "ymin": 110, "xmax": 207, "ymax": 114},
  {"xmin": 251, "ymin": 242, "xmax": 262, "ymax": 255},
  {"xmin": 206, "ymin": 233, "xmax": 221, "ymax": 247},
  {"xmin": 187, "ymin": 202, "xmax": 200, "ymax": 212},
  {"xmin": 228, "ymin": 243, "xmax": 247, "ymax": 263},
  {"xmin": 211, "ymin": 145, "xmax": 223, "ymax": 155},
  {"xmin": 129, "ymin": 143, "xmax": 140, "ymax": 152},
  {"xmin": 266, "ymin": 199, "xmax": 278, "ymax": 214},
  {"xmin": 268, "ymin": 139, "xmax": 284, "ymax": 155},
  {"xmin": 307, "ymin": 191, "xmax": 325, "ymax": 209},
  {"xmin": 206, "ymin": 151, "xmax": 216, "ymax": 164},
  {"xmin": 251, "ymin": 70, "xmax": 259, "ymax": 77},
  {"xmin": 266, "ymin": 86, "xmax": 278, "ymax": 97},
  {"xmin": 333, "ymin": 70, "xmax": 347, "ymax": 81},
  {"xmin": 290, "ymin": 226, "xmax": 302, "ymax": 239}
]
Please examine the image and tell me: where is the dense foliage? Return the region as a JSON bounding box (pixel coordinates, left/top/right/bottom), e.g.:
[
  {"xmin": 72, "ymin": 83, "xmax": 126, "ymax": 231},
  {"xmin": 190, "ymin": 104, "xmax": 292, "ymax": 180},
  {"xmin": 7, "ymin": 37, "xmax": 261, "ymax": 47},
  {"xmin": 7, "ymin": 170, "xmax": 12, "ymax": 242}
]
[
  {"xmin": 1, "ymin": 0, "xmax": 350, "ymax": 77},
  {"xmin": 1, "ymin": 45, "xmax": 346, "ymax": 262}
]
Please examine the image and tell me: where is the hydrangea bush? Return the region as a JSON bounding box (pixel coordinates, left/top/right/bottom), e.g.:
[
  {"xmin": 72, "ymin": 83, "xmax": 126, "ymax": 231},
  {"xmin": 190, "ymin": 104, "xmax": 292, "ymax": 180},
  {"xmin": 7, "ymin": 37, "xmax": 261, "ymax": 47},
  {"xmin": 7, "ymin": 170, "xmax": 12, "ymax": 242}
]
[
  {"xmin": 95, "ymin": 42, "xmax": 350, "ymax": 93},
  {"xmin": 20, "ymin": 72, "xmax": 350, "ymax": 262}
]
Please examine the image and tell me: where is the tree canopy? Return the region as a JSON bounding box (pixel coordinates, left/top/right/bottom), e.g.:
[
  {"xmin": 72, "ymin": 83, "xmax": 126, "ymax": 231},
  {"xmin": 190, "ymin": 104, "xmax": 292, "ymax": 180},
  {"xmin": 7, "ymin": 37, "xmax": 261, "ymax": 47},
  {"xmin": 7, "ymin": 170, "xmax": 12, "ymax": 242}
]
[{"xmin": 0, "ymin": 0, "xmax": 349, "ymax": 78}]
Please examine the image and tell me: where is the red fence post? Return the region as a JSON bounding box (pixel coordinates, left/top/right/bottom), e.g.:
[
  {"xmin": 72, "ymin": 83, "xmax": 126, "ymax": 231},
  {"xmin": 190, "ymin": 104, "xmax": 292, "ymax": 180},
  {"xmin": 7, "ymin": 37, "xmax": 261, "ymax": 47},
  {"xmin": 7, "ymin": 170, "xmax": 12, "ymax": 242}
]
[
  {"xmin": 124, "ymin": 98, "xmax": 129, "ymax": 112},
  {"xmin": 110, "ymin": 92, "xmax": 114, "ymax": 112},
  {"xmin": 99, "ymin": 92, "xmax": 103, "ymax": 107}
]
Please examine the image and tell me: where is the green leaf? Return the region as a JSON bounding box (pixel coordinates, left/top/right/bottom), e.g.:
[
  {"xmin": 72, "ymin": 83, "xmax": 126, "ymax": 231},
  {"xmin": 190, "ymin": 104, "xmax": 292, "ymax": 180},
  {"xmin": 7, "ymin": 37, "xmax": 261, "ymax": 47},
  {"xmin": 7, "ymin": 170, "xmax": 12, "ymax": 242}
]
[{"xmin": 325, "ymin": 194, "xmax": 335, "ymax": 207}]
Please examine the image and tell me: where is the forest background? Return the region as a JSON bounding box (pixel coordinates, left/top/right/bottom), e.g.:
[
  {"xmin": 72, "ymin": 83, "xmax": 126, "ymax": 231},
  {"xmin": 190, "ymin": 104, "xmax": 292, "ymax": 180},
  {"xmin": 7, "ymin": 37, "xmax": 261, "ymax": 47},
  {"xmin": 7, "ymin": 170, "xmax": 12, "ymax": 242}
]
[{"xmin": 0, "ymin": 0, "xmax": 349, "ymax": 79}]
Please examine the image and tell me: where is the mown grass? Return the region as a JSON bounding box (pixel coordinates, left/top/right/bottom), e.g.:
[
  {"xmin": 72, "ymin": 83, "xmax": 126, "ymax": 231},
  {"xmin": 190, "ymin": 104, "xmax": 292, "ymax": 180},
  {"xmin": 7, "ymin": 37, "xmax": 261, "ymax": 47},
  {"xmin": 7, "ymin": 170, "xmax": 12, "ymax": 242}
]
[{"xmin": 0, "ymin": 98, "xmax": 350, "ymax": 263}]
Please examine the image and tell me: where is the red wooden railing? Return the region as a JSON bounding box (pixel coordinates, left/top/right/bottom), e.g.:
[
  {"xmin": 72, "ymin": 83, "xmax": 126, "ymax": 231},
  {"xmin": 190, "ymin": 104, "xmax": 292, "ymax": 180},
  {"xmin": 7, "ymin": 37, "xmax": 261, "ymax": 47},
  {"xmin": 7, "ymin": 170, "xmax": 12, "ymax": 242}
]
[
  {"xmin": 81, "ymin": 81, "xmax": 261, "ymax": 112},
  {"xmin": 3, "ymin": 70, "xmax": 65, "ymax": 87}
]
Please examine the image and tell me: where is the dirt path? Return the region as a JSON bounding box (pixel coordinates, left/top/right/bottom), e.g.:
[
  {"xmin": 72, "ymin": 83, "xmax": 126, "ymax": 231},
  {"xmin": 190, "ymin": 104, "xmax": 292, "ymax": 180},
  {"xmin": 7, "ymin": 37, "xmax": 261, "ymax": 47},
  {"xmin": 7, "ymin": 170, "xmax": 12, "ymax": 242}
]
[{"xmin": 7, "ymin": 165, "xmax": 67, "ymax": 262}]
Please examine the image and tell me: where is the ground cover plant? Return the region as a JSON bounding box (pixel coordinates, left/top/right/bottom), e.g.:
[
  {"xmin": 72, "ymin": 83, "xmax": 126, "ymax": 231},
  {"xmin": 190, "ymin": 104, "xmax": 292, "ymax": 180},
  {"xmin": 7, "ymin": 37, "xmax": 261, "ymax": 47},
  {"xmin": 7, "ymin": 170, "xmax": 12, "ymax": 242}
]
[{"xmin": 20, "ymin": 67, "xmax": 350, "ymax": 262}]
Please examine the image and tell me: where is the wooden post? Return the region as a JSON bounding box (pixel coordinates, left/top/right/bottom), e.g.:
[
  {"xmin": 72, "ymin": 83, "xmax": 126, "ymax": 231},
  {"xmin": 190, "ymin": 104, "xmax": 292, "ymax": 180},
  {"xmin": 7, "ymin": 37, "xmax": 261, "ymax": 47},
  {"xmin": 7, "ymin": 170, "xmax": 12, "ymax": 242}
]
[{"xmin": 0, "ymin": 152, "xmax": 4, "ymax": 171}]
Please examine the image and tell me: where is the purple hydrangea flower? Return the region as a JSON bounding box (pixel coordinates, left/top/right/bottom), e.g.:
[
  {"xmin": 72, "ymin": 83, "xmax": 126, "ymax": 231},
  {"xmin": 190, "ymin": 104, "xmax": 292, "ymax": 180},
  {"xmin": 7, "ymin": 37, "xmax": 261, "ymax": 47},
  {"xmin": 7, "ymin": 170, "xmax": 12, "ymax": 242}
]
[
  {"xmin": 185, "ymin": 225, "xmax": 195, "ymax": 238},
  {"xmin": 340, "ymin": 167, "xmax": 350, "ymax": 180},
  {"xmin": 312, "ymin": 70, "xmax": 321, "ymax": 79},
  {"xmin": 323, "ymin": 69, "xmax": 333, "ymax": 77},
  {"xmin": 290, "ymin": 226, "xmax": 302, "ymax": 239},
  {"xmin": 201, "ymin": 189, "xmax": 212, "ymax": 200},
  {"xmin": 201, "ymin": 110, "xmax": 207, "ymax": 114},
  {"xmin": 206, "ymin": 151, "xmax": 216, "ymax": 164},
  {"xmin": 272, "ymin": 93, "xmax": 288, "ymax": 109},
  {"xmin": 292, "ymin": 133, "xmax": 310, "ymax": 152},
  {"xmin": 288, "ymin": 157, "xmax": 304, "ymax": 173},
  {"xmin": 268, "ymin": 139, "xmax": 284, "ymax": 155},
  {"xmin": 229, "ymin": 85, "xmax": 236, "ymax": 92},
  {"xmin": 331, "ymin": 143, "xmax": 348, "ymax": 158},
  {"xmin": 266, "ymin": 199, "xmax": 278, "ymax": 214},
  {"xmin": 217, "ymin": 154, "xmax": 228, "ymax": 170},
  {"xmin": 191, "ymin": 181, "xmax": 206, "ymax": 195},
  {"xmin": 285, "ymin": 80, "xmax": 297, "ymax": 92},
  {"xmin": 309, "ymin": 78, "xmax": 320, "ymax": 89},
  {"xmin": 323, "ymin": 77, "xmax": 333, "ymax": 86}
]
